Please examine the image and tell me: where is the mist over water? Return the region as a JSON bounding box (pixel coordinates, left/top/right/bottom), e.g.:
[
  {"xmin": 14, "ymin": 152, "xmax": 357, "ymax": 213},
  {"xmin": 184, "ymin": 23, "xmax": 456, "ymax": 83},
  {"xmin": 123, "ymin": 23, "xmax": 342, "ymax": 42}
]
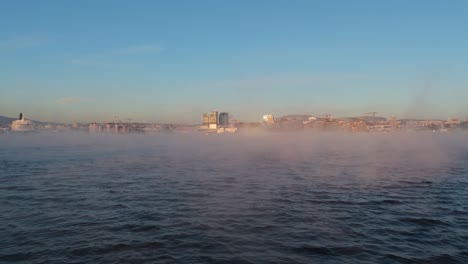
[{"xmin": 1, "ymin": 132, "xmax": 468, "ymax": 263}]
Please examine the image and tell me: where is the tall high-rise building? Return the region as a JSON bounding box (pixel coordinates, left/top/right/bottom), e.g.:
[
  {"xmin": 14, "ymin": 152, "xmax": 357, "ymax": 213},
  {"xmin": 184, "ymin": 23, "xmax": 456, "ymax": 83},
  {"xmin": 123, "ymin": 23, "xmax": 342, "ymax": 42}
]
[
  {"xmin": 218, "ymin": 112, "xmax": 229, "ymax": 126},
  {"xmin": 202, "ymin": 111, "xmax": 219, "ymax": 129},
  {"xmin": 208, "ymin": 111, "xmax": 218, "ymax": 124},
  {"xmin": 390, "ymin": 115, "xmax": 397, "ymax": 128},
  {"xmin": 202, "ymin": 113, "xmax": 210, "ymax": 126}
]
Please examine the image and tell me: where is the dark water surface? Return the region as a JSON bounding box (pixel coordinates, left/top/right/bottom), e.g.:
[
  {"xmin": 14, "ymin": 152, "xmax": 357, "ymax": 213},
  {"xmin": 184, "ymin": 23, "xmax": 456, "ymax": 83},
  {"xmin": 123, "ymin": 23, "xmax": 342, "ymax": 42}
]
[{"xmin": 1, "ymin": 133, "xmax": 468, "ymax": 264}]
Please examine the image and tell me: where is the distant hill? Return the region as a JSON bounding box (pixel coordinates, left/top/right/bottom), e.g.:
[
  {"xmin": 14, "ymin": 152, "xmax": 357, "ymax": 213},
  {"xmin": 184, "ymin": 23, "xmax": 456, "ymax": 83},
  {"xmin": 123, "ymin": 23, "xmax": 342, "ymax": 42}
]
[
  {"xmin": 340, "ymin": 116, "xmax": 387, "ymax": 123},
  {"xmin": 356, "ymin": 116, "xmax": 387, "ymax": 123},
  {"xmin": 0, "ymin": 116, "xmax": 16, "ymax": 126}
]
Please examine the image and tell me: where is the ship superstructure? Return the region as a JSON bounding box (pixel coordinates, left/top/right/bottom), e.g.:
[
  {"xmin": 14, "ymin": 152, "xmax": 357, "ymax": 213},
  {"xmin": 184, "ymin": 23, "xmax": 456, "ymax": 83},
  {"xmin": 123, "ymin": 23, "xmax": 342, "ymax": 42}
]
[{"xmin": 10, "ymin": 113, "xmax": 36, "ymax": 132}]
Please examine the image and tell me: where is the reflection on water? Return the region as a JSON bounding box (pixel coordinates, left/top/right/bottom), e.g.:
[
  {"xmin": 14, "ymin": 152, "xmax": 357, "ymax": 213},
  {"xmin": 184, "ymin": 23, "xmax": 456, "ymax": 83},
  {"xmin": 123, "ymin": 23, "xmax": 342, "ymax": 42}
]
[{"xmin": 1, "ymin": 133, "xmax": 467, "ymax": 263}]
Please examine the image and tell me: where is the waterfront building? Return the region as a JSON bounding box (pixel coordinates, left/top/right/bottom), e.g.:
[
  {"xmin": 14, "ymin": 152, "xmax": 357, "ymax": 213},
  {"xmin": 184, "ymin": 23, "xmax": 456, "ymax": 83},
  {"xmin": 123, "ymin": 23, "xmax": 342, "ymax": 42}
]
[
  {"xmin": 202, "ymin": 111, "xmax": 221, "ymax": 129},
  {"xmin": 209, "ymin": 111, "xmax": 218, "ymax": 125},
  {"xmin": 262, "ymin": 114, "xmax": 275, "ymax": 125},
  {"xmin": 216, "ymin": 127, "xmax": 238, "ymax": 134},
  {"xmin": 218, "ymin": 112, "xmax": 229, "ymax": 127},
  {"xmin": 276, "ymin": 115, "xmax": 310, "ymax": 131},
  {"xmin": 202, "ymin": 113, "xmax": 209, "ymax": 126},
  {"xmin": 462, "ymin": 121, "xmax": 468, "ymax": 130},
  {"xmin": 390, "ymin": 115, "xmax": 398, "ymax": 128}
]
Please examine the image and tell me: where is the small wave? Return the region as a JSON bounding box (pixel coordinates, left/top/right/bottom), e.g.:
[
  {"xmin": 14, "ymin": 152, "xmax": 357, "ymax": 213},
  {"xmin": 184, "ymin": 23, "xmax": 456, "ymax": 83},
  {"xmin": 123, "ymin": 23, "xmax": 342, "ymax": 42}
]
[
  {"xmin": 71, "ymin": 241, "xmax": 162, "ymax": 256},
  {"xmin": 110, "ymin": 224, "xmax": 160, "ymax": 232},
  {"xmin": 307, "ymin": 199, "xmax": 356, "ymax": 205},
  {"xmin": 209, "ymin": 257, "xmax": 256, "ymax": 264},
  {"xmin": 94, "ymin": 243, "xmax": 133, "ymax": 254},
  {"xmin": 133, "ymin": 225, "xmax": 160, "ymax": 232},
  {"xmin": 331, "ymin": 246, "xmax": 364, "ymax": 256},
  {"xmin": 381, "ymin": 199, "xmax": 403, "ymax": 205},
  {"xmin": 368, "ymin": 199, "xmax": 403, "ymax": 205},
  {"xmin": 0, "ymin": 252, "xmax": 33, "ymax": 262},
  {"xmin": 400, "ymin": 217, "xmax": 447, "ymax": 226},
  {"xmin": 293, "ymin": 246, "xmax": 335, "ymax": 256},
  {"xmin": 397, "ymin": 180, "xmax": 433, "ymax": 185},
  {"xmin": 413, "ymin": 253, "xmax": 466, "ymax": 264},
  {"xmin": 450, "ymin": 210, "xmax": 467, "ymax": 216},
  {"xmin": 381, "ymin": 253, "xmax": 414, "ymax": 263},
  {"xmin": 111, "ymin": 203, "xmax": 128, "ymax": 209},
  {"xmin": 294, "ymin": 245, "xmax": 365, "ymax": 257},
  {"xmin": 248, "ymin": 225, "xmax": 277, "ymax": 233},
  {"xmin": 447, "ymin": 167, "xmax": 466, "ymax": 176}
]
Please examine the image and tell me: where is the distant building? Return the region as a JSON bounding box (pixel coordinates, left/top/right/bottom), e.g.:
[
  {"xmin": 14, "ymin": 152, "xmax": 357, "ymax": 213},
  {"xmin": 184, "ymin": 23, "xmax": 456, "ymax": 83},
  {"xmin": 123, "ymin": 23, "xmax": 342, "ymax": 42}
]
[
  {"xmin": 218, "ymin": 112, "xmax": 229, "ymax": 126},
  {"xmin": 276, "ymin": 115, "xmax": 310, "ymax": 131},
  {"xmin": 262, "ymin": 114, "xmax": 275, "ymax": 125},
  {"xmin": 202, "ymin": 111, "xmax": 227, "ymax": 129},
  {"xmin": 202, "ymin": 111, "xmax": 218, "ymax": 126},
  {"xmin": 462, "ymin": 121, "xmax": 468, "ymax": 130},
  {"xmin": 208, "ymin": 111, "xmax": 218, "ymax": 125},
  {"xmin": 445, "ymin": 118, "xmax": 460, "ymax": 126},
  {"xmin": 202, "ymin": 113, "xmax": 210, "ymax": 126},
  {"xmin": 390, "ymin": 115, "xmax": 398, "ymax": 128},
  {"xmin": 303, "ymin": 118, "xmax": 341, "ymax": 132},
  {"xmin": 217, "ymin": 127, "xmax": 237, "ymax": 134}
]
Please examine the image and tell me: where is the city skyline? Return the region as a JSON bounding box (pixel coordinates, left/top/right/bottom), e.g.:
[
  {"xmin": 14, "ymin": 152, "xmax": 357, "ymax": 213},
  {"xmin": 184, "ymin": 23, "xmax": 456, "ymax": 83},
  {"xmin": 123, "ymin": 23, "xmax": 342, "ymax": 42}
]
[{"xmin": 1, "ymin": 1, "xmax": 468, "ymax": 123}]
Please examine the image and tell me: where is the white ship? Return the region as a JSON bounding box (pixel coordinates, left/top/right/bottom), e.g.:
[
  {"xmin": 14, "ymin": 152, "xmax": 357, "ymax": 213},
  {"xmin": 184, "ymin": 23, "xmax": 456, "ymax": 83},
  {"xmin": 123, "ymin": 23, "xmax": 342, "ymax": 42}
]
[{"xmin": 10, "ymin": 113, "xmax": 36, "ymax": 132}]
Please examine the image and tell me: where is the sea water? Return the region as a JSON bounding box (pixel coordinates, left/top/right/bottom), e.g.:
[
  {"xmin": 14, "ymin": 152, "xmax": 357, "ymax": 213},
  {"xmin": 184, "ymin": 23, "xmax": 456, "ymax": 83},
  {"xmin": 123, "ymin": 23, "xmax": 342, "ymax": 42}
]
[{"xmin": 1, "ymin": 132, "xmax": 467, "ymax": 263}]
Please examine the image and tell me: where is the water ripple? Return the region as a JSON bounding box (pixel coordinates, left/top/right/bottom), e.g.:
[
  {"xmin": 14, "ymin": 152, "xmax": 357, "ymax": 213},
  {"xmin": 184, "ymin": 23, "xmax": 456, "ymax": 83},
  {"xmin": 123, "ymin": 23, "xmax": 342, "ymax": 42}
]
[{"xmin": 0, "ymin": 133, "xmax": 467, "ymax": 263}]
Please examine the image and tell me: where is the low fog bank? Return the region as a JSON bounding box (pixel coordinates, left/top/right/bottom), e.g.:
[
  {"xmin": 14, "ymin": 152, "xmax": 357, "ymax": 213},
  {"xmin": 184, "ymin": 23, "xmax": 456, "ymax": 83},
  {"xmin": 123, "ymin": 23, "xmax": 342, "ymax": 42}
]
[
  {"xmin": 1, "ymin": 131, "xmax": 466, "ymax": 168},
  {"xmin": 1, "ymin": 130, "xmax": 466, "ymax": 151}
]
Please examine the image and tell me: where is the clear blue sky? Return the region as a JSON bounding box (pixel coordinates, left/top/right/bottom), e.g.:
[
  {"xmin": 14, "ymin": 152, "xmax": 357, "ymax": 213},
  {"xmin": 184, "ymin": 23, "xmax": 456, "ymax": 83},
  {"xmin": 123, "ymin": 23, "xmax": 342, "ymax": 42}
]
[{"xmin": 1, "ymin": 0, "xmax": 467, "ymax": 123}]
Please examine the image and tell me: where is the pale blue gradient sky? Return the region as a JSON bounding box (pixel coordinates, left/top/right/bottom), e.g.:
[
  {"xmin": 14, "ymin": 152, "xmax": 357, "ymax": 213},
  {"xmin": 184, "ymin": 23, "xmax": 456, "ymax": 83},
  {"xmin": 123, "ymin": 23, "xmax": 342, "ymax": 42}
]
[{"xmin": 1, "ymin": 0, "xmax": 467, "ymax": 123}]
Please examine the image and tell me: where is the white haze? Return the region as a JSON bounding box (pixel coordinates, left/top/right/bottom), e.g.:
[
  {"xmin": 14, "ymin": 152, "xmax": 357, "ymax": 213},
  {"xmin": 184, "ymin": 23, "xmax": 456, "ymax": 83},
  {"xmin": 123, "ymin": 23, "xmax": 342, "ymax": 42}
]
[{"xmin": 2, "ymin": 132, "xmax": 466, "ymax": 177}]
